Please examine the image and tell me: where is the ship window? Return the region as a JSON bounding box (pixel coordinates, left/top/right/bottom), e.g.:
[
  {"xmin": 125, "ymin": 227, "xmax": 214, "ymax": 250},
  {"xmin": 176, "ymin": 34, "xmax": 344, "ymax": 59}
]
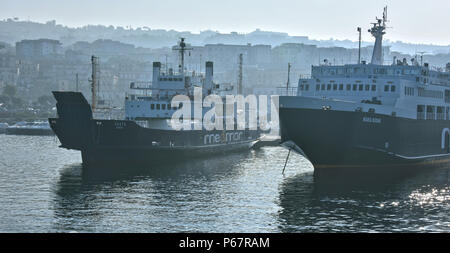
[
  {"xmin": 162, "ymin": 104, "xmax": 166, "ymax": 110},
  {"xmin": 156, "ymin": 104, "xmax": 160, "ymax": 110},
  {"xmin": 353, "ymin": 84, "xmax": 357, "ymax": 91},
  {"xmin": 417, "ymin": 105, "xmax": 425, "ymax": 120},
  {"xmin": 405, "ymin": 87, "xmax": 414, "ymax": 96},
  {"xmin": 327, "ymin": 84, "xmax": 331, "ymax": 90},
  {"xmin": 339, "ymin": 84, "xmax": 343, "ymax": 90},
  {"xmin": 427, "ymin": 105, "xmax": 435, "ymax": 120},
  {"xmin": 333, "ymin": 84, "xmax": 337, "ymax": 90},
  {"xmin": 305, "ymin": 84, "xmax": 309, "ymax": 91},
  {"xmin": 359, "ymin": 84, "xmax": 363, "ymax": 91},
  {"xmin": 151, "ymin": 104, "xmax": 155, "ymax": 110},
  {"xmin": 437, "ymin": 107, "xmax": 444, "ymax": 120},
  {"xmin": 391, "ymin": 85, "xmax": 396, "ymax": 92},
  {"xmin": 168, "ymin": 104, "xmax": 171, "ymax": 110},
  {"xmin": 365, "ymin": 84, "xmax": 370, "ymax": 91},
  {"xmin": 445, "ymin": 90, "xmax": 450, "ymax": 103},
  {"xmin": 384, "ymin": 85, "xmax": 389, "ymax": 92},
  {"xmin": 321, "ymin": 84, "xmax": 325, "ymax": 90},
  {"xmin": 346, "ymin": 84, "xmax": 351, "ymax": 91},
  {"xmin": 371, "ymin": 85, "xmax": 376, "ymax": 91},
  {"xmin": 316, "ymin": 84, "xmax": 320, "ymax": 91}
]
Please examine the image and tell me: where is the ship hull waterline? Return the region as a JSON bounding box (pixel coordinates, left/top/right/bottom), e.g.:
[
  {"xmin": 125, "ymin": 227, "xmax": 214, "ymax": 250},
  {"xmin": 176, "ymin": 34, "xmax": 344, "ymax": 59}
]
[
  {"xmin": 279, "ymin": 107, "xmax": 450, "ymax": 177},
  {"xmin": 49, "ymin": 117, "xmax": 258, "ymax": 168},
  {"xmin": 49, "ymin": 91, "xmax": 259, "ymax": 168}
]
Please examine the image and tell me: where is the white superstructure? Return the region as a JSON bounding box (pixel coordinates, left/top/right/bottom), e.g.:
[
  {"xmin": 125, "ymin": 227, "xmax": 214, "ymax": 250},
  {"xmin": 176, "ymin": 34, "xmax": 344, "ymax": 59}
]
[
  {"xmin": 124, "ymin": 38, "xmax": 236, "ymax": 129},
  {"xmin": 293, "ymin": 8, "xmax": 450, "ymax": 121}
]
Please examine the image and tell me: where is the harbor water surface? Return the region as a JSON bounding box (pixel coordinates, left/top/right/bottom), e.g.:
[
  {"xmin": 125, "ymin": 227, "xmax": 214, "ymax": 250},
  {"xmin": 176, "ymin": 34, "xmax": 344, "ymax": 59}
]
[{"xmin": 0, "ymin": 135, "xmax": 449, "ymax": 232}]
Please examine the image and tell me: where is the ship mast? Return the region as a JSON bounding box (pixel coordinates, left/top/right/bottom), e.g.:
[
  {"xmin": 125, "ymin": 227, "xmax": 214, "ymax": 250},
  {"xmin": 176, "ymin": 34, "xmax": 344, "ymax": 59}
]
[
  {"xmin": 286, "ymin": 63, "xmax": 291, "ymax": 94},
  {"xmin": 173, "ymin": 38, "xmax": 193, "ymax": 74},
  {"xmin": 237, "ymin": 53, "xmax": 243, "ymax": 94},
  {"xmin": 89, "ymin": 55, "xmax": 99, "ymax": 111},
  {"xmin": 369, "ymin": 6, "xmax": 388, "ymax": 65},
  {"xmin": 357, "ymin": 27, "xmax": 362, "ymax": 64}
]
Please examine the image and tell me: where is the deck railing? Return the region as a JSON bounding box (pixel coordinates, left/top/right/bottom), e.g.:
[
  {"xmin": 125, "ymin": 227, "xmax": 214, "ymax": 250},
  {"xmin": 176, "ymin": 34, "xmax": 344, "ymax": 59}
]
[{"xmin": 276, "ymin": 87, "xmax": 298, "ymax": 96}]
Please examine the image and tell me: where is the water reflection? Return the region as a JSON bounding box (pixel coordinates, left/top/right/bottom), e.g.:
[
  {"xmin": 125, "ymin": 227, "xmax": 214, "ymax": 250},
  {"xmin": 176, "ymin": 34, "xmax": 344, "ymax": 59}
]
[
  {"xmin": 49, "ymin": 144, "xmax": 449, "ymax": 233},
  {"xmin": 51, "ymin": 150, "xmax": 265, "ymax": 232},
  {"xmin": 3, "ymin": 135, "xmax": 448, "ymax": 232},
  {"xmin": 278, "ymin": 166, "xmax": 450, "ymax": 232}
]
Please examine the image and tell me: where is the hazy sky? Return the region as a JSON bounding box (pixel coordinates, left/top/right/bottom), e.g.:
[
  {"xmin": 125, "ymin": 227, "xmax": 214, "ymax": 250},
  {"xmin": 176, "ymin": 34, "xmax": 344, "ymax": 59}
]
[{"xmin": 1, "ymin": 0, "xmax": 449, "ymax": 45}]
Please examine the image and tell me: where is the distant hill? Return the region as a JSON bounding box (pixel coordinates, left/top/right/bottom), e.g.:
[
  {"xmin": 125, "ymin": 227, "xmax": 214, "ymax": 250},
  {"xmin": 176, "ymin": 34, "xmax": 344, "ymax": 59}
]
[{"xmin": 1, "ymin": 18, "xmax": 450, "ymax": 55}]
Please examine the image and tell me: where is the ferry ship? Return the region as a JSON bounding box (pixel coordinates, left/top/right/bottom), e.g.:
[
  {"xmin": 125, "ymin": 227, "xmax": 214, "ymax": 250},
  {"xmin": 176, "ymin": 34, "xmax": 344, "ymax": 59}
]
[
  {"xmin": 49, "ymin": 39, "xmax": 260, "ymax": 167},
  {"xmin": 279, "ymin": 8, "xmax": 450, "ymax": 175}
]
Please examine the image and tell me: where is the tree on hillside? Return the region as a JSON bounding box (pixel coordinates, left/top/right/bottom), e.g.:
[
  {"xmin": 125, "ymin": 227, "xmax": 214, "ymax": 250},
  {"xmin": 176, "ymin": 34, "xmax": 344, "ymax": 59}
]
[
  {"xmin": 2, "ymin": 85, "xmax": 16, "ymax": 97},
  {"xmin": 37, "ymin": 95, "xmax": 55, "ymax": 107}
]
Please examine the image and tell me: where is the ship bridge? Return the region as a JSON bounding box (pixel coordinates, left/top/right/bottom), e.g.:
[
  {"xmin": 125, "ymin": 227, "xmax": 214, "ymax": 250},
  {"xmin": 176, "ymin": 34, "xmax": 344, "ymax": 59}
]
[
  {"xmin": 294, "ymin": 6, "xmax": 449, "ymax": 117},
  {"xmin": 125, "ymin": 60, "xmax": 214, "ymax": 120}
]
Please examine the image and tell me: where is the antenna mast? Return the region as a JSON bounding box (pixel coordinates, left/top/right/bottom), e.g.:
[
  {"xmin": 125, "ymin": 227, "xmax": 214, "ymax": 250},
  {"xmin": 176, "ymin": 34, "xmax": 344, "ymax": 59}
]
[
  {"xmin": 369, "ymin": 6, "xmax": 388, "ymax": 65},
  {"xmin": 357, "ymin": 27, "xmax": 362, "ymax": 64},
  {"xmin": 172, "ymin": 38, "xmax": 193, "ymax": 74},
  {"xmin": 89, "ymin": 55, "xmax": 99, "ymax": 111},
  {"xmin": 238, "ymin": 54, "xmax": 243, "ymax": 95},
  {"xmin": 286, "ymin": 63, "xmax": 291, "ymax": 94},
  {"xmin": 76, "ymin": 73, "xmax": 79, "ymax": 92},
  {"xmin": 165, "ymin": 54, "xmax": 168, "ymax": 73}
]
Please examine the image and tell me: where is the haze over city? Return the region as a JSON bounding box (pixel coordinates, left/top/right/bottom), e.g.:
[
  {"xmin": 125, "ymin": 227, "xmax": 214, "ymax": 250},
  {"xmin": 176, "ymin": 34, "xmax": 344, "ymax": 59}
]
[
  {"xmin": 1, "ymin": 0, "xmax": 450, "ymax": 238},
  {"xmin": 2, "ymin": 0, "xmax": 450, "ymax": 45},
  {"xmin": 1, "ymin": 0, "xmax": 449, "ymax": 114}
]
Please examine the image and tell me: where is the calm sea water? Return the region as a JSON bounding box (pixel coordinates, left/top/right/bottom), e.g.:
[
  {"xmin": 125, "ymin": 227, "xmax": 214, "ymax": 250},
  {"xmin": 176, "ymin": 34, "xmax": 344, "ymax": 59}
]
[{"xmin": 0, "ymin": 134, "xmax": 449, "ymax": 233}]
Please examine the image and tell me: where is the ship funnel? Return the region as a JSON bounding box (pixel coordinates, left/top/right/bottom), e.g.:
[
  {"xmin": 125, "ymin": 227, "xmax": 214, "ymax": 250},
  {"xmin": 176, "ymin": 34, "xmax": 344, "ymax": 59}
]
[
  {"xmin": 205, "ymin": 61, "xmax": 213, "ymax": 92},
  {"xmin": 152, "ymin": 62, "xmax": 161, "ymax": 97}
]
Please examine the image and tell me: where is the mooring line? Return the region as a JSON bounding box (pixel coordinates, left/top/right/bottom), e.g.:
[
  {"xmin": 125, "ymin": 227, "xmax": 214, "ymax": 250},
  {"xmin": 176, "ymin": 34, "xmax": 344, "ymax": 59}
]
[{"xmin": 282, "ymin": 148, "xmax": 291, "ymax": 175}]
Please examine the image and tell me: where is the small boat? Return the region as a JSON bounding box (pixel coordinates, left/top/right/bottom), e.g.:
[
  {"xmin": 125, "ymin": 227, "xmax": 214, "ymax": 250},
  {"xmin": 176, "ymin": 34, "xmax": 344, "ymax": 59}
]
[
  {"xmin": 0, "ymin": 123, "xmax": 8, "ymax": 134},
  {"xmin": 6, "ymin": 121, "xmax": 54, "ymax": 136}
]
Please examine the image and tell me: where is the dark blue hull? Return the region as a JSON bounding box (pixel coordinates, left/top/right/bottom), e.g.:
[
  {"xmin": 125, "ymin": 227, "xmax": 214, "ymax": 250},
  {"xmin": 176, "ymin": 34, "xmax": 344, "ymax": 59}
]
[
  {"xmin": 49, "ymin": 91, "xmax": 259, "ymax": 167},
  {"xmin": 279, "ymin": 106, "xmax": 450, "ymax": 173},
  {"xmin": 80, "ymin": 142, "xmax": 253, "ymax": 167}
]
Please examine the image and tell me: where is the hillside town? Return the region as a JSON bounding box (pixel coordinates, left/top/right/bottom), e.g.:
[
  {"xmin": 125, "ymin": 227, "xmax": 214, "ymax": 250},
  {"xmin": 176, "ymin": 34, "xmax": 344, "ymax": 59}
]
[{"xmin": 1, "ymin": 18, "xmax": 450, "ymax": 124}]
